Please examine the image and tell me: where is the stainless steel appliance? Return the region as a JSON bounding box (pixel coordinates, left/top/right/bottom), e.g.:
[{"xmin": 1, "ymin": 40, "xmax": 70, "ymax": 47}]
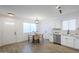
[{"xmin": 53, "ymin": 28, "xmax": 61, "ymax": 45}]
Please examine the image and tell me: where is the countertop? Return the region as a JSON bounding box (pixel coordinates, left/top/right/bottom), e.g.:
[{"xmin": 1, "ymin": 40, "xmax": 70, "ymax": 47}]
[{"xmin": 61, "ymin": 34, "xmax": 79, "ymax": 39}]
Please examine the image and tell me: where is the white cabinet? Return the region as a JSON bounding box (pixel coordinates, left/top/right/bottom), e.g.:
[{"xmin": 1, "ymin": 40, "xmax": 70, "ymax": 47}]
[
  {"xmin": 74, "ymin": 38, "xmax": 79, "ymax": 49},
  {"xmin": 66, "ymin": 37, "xmax": 74, "ymax": 47},
  {"xmin": 61, "ymin": 35, "xmax": 74, "ymax": 48},
  {"xmin": 61, "ymin": 35, "xmax": 79, "ymax": 49},
  {"xmin": 61, "ymin": 36, "xmax": 67, "ymax": 46}
]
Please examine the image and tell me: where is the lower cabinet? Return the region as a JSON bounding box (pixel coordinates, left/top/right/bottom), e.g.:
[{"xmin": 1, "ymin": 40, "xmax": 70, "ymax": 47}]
[
  {"xmin": 61, "ymin": 36, "xmax": 67, "ymax": 46},
  {"xmin": 61, "ymin": 35, "xmax": 79, "ymax": 49},
  {"xmin": 74, "ymin": 38, "xmax": 79, "ymax": 49},
  {"xmin": 66, "ymin": 38, "xmax": 74, "ymax": 48},
  {"xmin": 61, "ymin": 36, "xmax": 74, "ymax": 48}
]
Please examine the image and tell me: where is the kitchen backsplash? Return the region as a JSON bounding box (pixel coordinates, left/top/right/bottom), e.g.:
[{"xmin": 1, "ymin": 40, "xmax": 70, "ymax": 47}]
[{"xmin": 61, "ymin": 29, "xmax": 79, "ymax": 36}]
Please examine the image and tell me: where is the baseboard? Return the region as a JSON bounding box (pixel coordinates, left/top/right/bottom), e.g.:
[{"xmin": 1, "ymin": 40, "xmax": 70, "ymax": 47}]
[{"xmin": 0, "ymin": 40, "xmax": 28, "ymax": 47}]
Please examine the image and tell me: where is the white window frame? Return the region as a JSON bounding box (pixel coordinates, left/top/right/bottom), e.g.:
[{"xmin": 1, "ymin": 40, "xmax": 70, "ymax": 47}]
[
  {"xmin": 23, "ymin": 23, "xmax": 36, "ymax": 33},
  {"xmin": 62, "ymin": 19, "xmax": 76, "ymax": 31}
]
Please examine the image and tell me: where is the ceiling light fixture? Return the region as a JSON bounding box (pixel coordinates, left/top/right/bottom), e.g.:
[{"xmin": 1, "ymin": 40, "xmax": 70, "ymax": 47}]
[
  {"xmin": 8, "ymin": 13, "xmax": 15, "ymax": 16},
  {"xmin": 35, "ymin": 17, "xmax": 39, "ymax": 24},
  {"xmin": 56, "ymin": 5, "xmax": 62, "ymax": 14},
  {"xmin": 56, "ymin": 5, "xmax": 60, "ymax": 9}
]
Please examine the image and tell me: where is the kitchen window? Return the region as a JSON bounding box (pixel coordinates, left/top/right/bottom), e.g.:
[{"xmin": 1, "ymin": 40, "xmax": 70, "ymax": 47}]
[{"xmin": 62, "ymin": 19, "xmax": 76, "ymax": 30}]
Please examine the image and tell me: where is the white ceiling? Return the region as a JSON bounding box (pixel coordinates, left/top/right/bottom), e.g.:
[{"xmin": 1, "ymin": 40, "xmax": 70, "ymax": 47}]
[{"xmin": 0, "ymin": 5, "xmax": 79, "ymax": 20}]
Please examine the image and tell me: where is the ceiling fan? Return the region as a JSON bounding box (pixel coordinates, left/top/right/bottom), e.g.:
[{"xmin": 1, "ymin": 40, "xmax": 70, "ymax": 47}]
[{"xmin": 56, "ymin": 5, "xmax": 62, "ymax": 14}]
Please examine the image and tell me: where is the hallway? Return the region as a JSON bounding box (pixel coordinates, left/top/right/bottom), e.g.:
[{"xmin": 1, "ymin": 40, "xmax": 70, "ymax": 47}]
[{"xmin": 0, "ymin": 40, "xmax": 79, "ymax": 53}]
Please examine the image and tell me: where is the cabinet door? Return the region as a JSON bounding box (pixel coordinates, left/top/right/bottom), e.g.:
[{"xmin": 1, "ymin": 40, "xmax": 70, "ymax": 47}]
[
  {"xmin": 61, "ymin": 36, "xmax": 67, "ymax": 46},
  {"xmin": 66, "ymin": 37, "xmax": 74, "ymax": 47},
  {"xmin": 61, "ymin": 36, "xmax": 74, "ymax": 48},
  {"xmin": 74, "ymin": 38, "xmax": 79, "ymax": 49}
]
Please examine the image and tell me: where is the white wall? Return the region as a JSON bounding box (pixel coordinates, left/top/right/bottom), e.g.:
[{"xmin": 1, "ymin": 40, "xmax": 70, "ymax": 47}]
[
  {"xmin": 0, "ymin": 14, "xmax": 35, "ymax": 46},
  {"xmin": 60, "ymin": 10, "xmax": 79, "ymax": 35},
  {"xmin": 39, "ymin": 18, "xmax": 61, "ymax": 42},
  {"xmin": 2, "ymin": 10, "xmax": 79, "ymax": 46},
  {"xmin": 0, "ymin": 14, "xmax": 61, "ymax": 46}
]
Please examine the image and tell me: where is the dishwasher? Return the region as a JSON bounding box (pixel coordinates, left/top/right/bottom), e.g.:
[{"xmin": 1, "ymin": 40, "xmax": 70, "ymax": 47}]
[{"xmin": 53, "ymin": 34, "xmax": 61, "ymax": 45}]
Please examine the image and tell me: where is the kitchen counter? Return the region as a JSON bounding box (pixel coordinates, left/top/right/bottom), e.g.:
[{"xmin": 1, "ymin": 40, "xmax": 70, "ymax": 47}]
[
  {"xmin": 61, "ymin": 34, "xmax": 79, "ymax": 49},
  {"xmin": 61, "ymin": 33, "xmax": 79, "ymax": 39}
]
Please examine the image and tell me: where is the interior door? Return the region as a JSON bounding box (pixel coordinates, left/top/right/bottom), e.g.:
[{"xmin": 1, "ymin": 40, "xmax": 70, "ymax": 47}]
[{"xmin": 3, "ymin": 21, "xmax": 17, "ymax": 45}]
